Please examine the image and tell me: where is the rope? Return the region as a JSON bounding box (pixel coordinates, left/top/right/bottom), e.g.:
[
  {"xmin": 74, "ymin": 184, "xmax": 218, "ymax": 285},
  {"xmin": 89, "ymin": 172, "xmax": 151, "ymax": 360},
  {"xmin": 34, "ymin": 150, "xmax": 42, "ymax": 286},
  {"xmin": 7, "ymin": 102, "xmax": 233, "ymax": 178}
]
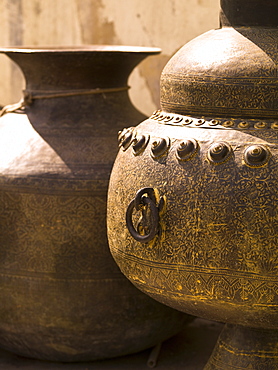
[{"xmin": 0, "ymin": 86, "xmax": 130, "ymax": 117}]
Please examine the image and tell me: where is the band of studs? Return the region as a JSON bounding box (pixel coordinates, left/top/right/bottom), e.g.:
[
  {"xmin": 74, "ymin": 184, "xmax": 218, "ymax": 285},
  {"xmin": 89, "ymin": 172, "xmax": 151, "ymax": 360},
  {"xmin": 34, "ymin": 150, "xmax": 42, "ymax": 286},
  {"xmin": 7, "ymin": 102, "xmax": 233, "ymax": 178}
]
[
  {"xmin": 150, "ymin": 110, "xmax": 278, "ymax": 130},
  {"xmin": 118, "ymin": 128, "xmax": 272, "ymax": 167}
]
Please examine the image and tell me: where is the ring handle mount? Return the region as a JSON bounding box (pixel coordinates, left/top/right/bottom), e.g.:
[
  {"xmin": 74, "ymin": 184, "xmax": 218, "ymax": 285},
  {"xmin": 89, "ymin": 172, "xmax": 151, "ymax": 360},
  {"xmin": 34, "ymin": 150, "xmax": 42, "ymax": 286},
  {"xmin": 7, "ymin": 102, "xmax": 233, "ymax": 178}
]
[{"xmin": 126, "ymin": 187, "xmax": 164, "ymax": 243}]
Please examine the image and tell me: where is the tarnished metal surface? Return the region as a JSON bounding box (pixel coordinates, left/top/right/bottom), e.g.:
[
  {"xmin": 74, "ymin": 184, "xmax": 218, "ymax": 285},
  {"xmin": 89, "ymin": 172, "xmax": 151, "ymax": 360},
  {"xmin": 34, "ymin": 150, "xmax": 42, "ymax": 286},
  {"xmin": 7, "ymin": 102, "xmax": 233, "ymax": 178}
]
[
  {"xmin": 0, "ymin": 46, "xmax": 190, "ymax": 362},
  {"xmin": 109, "ymin": 113, "xmax": 278, "ymax": 325},
  {"xmin": 161, "ymin": 27, "xmax": 278, "ymax": 119},
  {"xmin": 107, "ymin": 1, "xmax": 278, "ymax": 369},
  {"xmin": 205, "ymin": 325, "xmax": 278, "ymax": 370}
]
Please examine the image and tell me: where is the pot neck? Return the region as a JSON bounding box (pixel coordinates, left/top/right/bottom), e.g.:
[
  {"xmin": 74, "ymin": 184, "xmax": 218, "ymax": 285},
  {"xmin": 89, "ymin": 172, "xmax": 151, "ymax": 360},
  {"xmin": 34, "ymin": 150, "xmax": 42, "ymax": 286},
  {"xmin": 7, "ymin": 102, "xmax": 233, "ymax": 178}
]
[
  {"xmin": 1, "ymin": 47, "xmax": 160, "ymax": 91},
  {"xmin": 220, "ymin": 0, "xmax": 278, "ymax": 28},
  {"xmin": 0, "ymin": 47, "xmax": 160, "ymax": 122}
]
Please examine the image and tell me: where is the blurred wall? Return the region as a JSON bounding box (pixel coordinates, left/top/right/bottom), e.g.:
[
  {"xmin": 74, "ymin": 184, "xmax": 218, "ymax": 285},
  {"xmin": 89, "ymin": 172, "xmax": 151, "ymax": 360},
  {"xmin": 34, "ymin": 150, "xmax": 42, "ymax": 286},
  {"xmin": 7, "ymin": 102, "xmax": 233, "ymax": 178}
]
[{"xmin": 0, "ymin": 0, "xmax": 219, "ymax": 115}]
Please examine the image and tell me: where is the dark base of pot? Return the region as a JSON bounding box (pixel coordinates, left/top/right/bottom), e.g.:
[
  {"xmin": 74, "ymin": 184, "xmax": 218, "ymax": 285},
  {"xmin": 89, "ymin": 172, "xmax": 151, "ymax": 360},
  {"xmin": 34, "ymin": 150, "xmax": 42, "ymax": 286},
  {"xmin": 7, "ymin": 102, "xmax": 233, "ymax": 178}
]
[
  {"xmin": 204, "ymin": 323, "xmax": 278, "ymax": 370},
  {"xmin": 0, "ymin": 318, "xmax": 223, "ymax": 369},
  {"xmin": 0, "ymin": 312, "xmax": 189, "ymax": 363}
]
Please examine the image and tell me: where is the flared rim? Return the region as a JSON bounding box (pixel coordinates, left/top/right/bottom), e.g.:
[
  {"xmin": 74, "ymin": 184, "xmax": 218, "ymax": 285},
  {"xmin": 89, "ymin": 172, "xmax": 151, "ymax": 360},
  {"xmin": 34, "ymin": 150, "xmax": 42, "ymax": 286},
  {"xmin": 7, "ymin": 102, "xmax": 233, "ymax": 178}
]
[{"xmin": 0, "ymin": 45, "xmax": 161, "ymax": 54}]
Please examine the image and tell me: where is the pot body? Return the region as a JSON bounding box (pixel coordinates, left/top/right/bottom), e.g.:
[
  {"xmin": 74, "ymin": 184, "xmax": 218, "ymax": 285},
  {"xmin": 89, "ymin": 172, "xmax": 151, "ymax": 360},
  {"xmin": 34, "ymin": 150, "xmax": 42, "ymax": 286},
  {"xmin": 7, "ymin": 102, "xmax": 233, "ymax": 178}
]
[
  {"xmin": 107, "ymin": 28, "xmax": 278, "ymax": 331},
  {"xmin": 0, "ymin": 46, "xmax": 188, "ymax": 362},
  {"xmin": 108, "ymin": 113, "xmax": 278, "ymax": 329}
]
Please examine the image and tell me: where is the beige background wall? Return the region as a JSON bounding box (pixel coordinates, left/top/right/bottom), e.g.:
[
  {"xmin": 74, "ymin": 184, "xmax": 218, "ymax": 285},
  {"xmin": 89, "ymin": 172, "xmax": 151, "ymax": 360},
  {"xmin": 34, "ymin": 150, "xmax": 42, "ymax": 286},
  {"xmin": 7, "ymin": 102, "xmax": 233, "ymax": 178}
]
[{"xmin": 0, "ymin": 0, "xmax": 219, "ymax": 115}]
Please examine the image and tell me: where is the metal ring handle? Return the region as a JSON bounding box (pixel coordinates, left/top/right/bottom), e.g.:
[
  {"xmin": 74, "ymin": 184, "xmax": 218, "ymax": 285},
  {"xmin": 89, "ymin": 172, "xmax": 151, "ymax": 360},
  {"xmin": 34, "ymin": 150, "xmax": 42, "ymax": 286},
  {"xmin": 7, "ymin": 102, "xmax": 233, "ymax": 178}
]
[{"xmin": 126, "ymin": 189, "xmax": 159, "ymax": 243}]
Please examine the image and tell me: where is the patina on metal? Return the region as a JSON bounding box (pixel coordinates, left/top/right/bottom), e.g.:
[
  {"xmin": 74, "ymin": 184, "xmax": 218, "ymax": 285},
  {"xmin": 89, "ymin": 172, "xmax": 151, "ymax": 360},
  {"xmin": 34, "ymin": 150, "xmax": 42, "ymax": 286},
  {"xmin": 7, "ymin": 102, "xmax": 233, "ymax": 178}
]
[
  {"xmin": 107, "ymin": 1, "xmax": 278, "ymax": 369},
  {"xmin": 0, "ymin": 45, "xmax": 190, "ymax": 362}
]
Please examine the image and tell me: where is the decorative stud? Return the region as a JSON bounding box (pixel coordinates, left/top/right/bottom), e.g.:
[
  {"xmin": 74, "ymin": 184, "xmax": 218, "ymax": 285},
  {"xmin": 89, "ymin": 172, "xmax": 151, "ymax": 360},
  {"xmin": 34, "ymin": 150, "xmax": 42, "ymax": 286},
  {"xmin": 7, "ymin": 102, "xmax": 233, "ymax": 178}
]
[
  {"xmin": 118, "ymin": 129, "xmax": 126, "ymax": 143},
  {"xmin": 173, "ymin": 116, "xmax": 183, "ymax": 123},
  {"xmin": 244, "ymin": 145, "xmax": 270, "ymax": 167},
  {"xmin": 176, "ymin": 139, "xmax": 198, "ymax": 161},
  {"xmin": 153, "ymin": 111, "xmax": 162, "ymax": 119},
  {"xmin": 182, "ymin": 118, "xmax": 193, "ymax": 125},
  {"xmin": 118, "ymin": 128, "xmax": 134, "ymax": 151},
  {"xmin": 209, "ymin": 119, "xmax": 219, "ymax": 126},
  {"xmin": 195, "ymin": 119, "xmax": 205, "ymax": 126},
  {"xmin": 164, "ymin": 115, "xmax": 173, "ymax": 122},
  {"xmin": 157, "ymin": 113, "xmax": 166, "ymax": 121},
  {"xmin": 208, "ymin": 142, "xmax": 232, "ymax": 164},
  {"xmin": 223, "ymin": 121, "xmax": 234, "ymax": 128},
  {"xmin": 132, "ymin": 135, "xmax": 149, "ymax": 155},
  {"xmin": 151, "ymin": 137, "xmax": 170, "ymax": 159},
  {"xmin": 238, "ymin": 121, "xmax": 250, "ymax": 129},
  {"xmin": 254, "ymin": 122, "xmax": 267, "ymax": 129}
]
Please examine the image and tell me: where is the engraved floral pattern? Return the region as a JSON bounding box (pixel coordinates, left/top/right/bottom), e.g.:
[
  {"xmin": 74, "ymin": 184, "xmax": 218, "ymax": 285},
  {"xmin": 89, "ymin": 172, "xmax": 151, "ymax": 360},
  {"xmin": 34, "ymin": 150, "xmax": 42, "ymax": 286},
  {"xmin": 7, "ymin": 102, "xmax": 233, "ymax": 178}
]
[{"xmin": 107, "ymin": 118, "xmax": 278, "ymax": 327}]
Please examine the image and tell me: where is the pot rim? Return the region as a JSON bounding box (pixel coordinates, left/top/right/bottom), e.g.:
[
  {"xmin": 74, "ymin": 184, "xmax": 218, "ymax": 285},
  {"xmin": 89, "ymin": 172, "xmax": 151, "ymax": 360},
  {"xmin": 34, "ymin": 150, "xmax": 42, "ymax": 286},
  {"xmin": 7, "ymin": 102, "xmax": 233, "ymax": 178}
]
[{"xmin": 0, "ymin": 45, "xmax": 161, "ymax": 54}]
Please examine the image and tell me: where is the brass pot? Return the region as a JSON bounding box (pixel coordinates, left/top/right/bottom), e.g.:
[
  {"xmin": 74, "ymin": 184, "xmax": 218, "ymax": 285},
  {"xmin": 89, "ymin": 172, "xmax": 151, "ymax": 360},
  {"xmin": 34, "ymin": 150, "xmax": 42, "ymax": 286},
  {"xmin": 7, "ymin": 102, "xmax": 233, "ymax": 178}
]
[
  {"xmin": 0, "ymin": 46, "xmax": 189, "ymax": 362},
  {"xmin": 107, "ymin": 1, "xmax": 278, "ymax": 369}
]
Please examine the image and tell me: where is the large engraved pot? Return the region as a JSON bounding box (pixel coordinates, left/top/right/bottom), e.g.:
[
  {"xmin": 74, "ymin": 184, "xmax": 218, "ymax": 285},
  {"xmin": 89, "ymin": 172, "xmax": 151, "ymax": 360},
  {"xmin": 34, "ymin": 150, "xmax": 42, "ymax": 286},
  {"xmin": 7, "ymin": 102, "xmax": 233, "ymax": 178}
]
[
  {"xmin": 0, "ymin": 46, "xmax": 188, "ymax": 362},
  {"xmin": 107, "ymin": 1, "xmax": 278, "ymax": 369}
]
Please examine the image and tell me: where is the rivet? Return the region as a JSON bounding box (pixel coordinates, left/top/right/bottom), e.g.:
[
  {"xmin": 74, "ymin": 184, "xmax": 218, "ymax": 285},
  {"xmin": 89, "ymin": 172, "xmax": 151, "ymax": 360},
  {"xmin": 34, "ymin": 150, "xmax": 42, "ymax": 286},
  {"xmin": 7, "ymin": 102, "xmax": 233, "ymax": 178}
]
[
  {"xmin": 244, "ymin": 145, "xmax": 270, "ymax": 167},
  {"xmin": 254, "ymin": 121, "xmax": 267, "ymax": 129},
  {"xmin": 174, "ymin": 116, "xmax": 183, "ymax": 123},
  {"xmin": 119, "ymin": 130, "xmax": 134, "ymax": 151},
  {"xmin": 176, "ymin": 139, "xmax": 198, "ymax": 161},
  {"xmin": 157, "ymin": 114, "xmax": 165, "ymax": 121},
  {"xmin": 208, "ymin": 142, "xmax": 232, "ymax": 164},
  {"xmin": 118, "ymin": 129, "xmax": 126, "ymax": 143},
  {"xmin": 132, "ymin": 135, "xmax": 149, "ymax": 155},
  {"xmin": 164, "ymin": 115, "xmax": 173, "ymax": 122},
  {"xmin": 209, "ymin": 119, "xmax": 219, "ymax": 126},
  {"xmin": 238, "ymin": 121, "xmax": 250, "ymax": 129},
  {"xmin": 151, "ymin": 137, "xmax": 170, "ymax": 159},
  {"xmin": 118, "ymin": 128, "xmax": 130, "ymax": 144},
  {"xmin": 271, "ymin": 122, "xmax": 278, "ymax": 130},
  {"xmin": 151, "ymin": 110, "xmax": 161, "ymax": 119},
  {"xmin": 222, "ymin": 121, "xmax": 234, "ymax": 128},
  {"xmin": 195, "ymin": 119, "xmax": 205, "ymax": 126},
  {"xmin": 182, "ymin": 118, "xmax": 193, "ymax": 125}
]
